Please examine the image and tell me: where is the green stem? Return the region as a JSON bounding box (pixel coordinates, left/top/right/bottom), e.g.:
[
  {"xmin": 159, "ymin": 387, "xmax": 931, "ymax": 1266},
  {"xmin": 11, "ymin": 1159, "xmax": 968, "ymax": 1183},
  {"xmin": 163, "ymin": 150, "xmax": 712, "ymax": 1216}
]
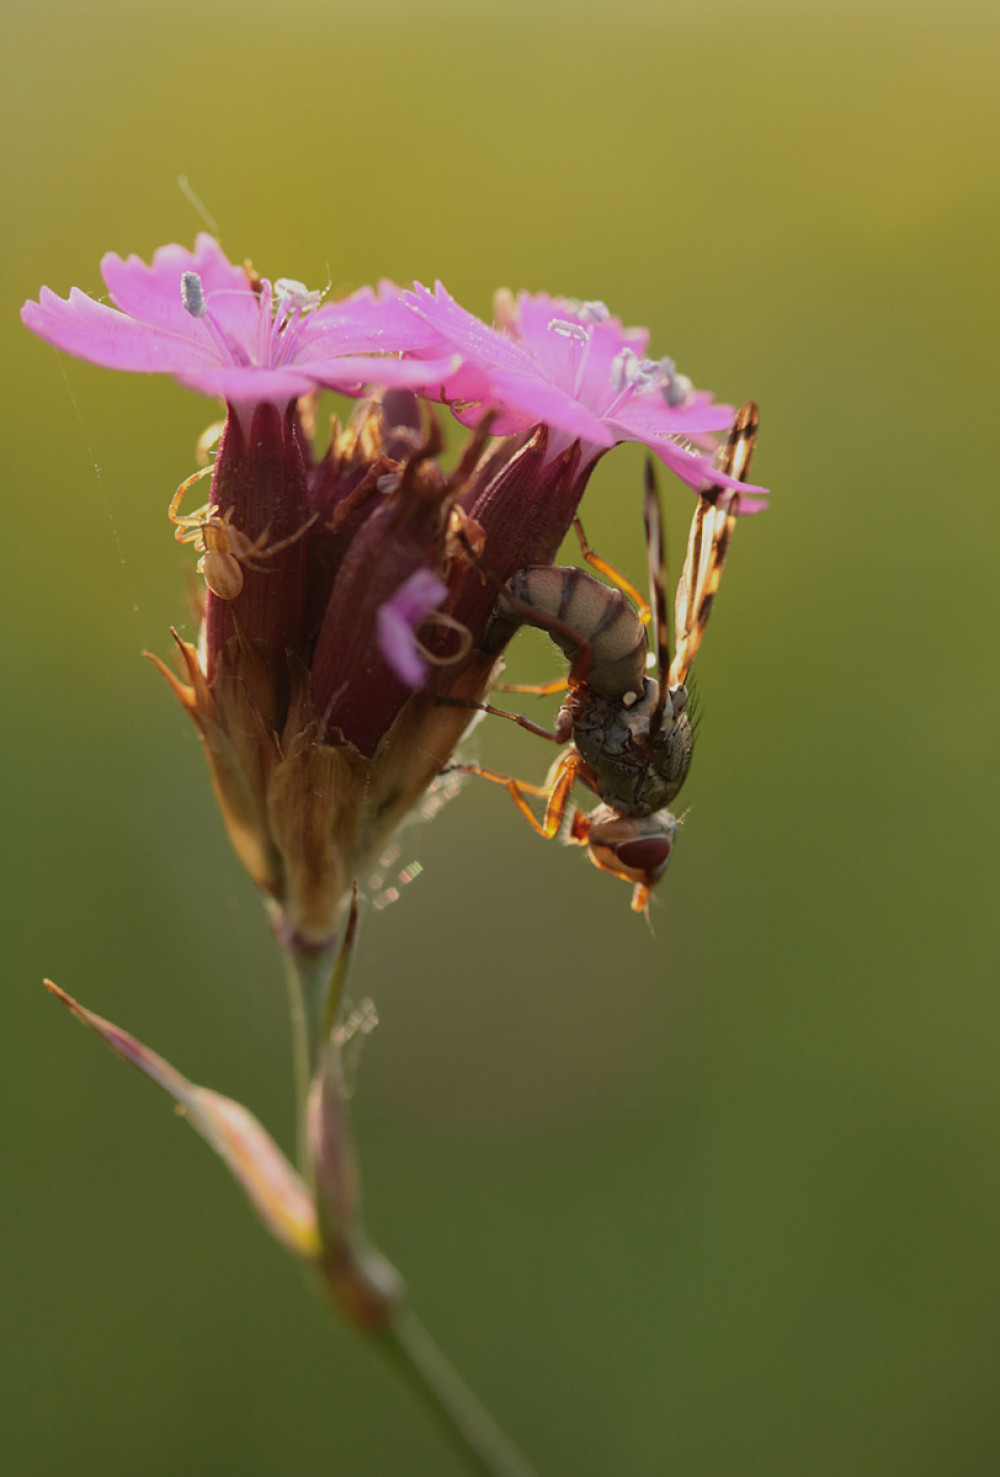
[
  {"xmin": 280, "ymin": 941, "xmax": 334, "ymax": 1177},
  {"xmin": 280, "ymin": 888, "xmax": 361, "ymax": 1176},
  {"xmin": 374, "ymin": 1308, "xmax": 542, "ymax": 1477},
  {"xmin": 285, "ymin": 899, "xmax": 539, "ymax": 1477}
]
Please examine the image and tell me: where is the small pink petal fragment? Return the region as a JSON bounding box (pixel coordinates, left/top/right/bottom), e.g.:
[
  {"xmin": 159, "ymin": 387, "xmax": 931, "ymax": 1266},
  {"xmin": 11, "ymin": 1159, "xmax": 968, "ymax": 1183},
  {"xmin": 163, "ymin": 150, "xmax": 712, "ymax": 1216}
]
[
  {"xmin": 375, "ymin": 569, "xmax": 448, "ymax": 689},
  {"xmin": 44, "ymin": 980, "xmax": 320, "ymax": 1260}
]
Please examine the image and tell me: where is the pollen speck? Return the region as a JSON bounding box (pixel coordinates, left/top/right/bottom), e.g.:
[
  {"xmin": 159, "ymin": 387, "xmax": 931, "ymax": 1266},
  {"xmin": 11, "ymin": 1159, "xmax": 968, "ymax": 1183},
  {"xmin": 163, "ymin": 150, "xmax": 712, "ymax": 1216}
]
[{"xmin": 181, "ymin": 271, "xmax": 206, "ymax": 318}]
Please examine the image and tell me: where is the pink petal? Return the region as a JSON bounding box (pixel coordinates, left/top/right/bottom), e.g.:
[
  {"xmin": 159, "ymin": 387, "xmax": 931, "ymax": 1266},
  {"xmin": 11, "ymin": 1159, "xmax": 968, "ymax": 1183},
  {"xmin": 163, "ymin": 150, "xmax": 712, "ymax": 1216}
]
[
  {"xmin": 295, "ymin": 352, "xmax": 461, "ymax": 393},
  {"xmin": 647, "ymin": 438, "xmax": 770, "ymax": 511},
  {"xmin": 515, "ymin": 292, "xmax": 649, "ymax": 360},
  {"xmin": 22, "ymin": 287, "xmax": 219, "ymax": 374},
  {"xmin": 446, "ymin": 398, "xmax": 537, "ymax": 438},
  {"xmin": 301, "ymin": 288, "xmax": 448, "ymax": 358},
  {"xmin": 436, "ymin": 356, "xmax": 616, "ymax": 441},
  {"xmin": 177, "ymin": 355, "xmax": 463, "ymax": 410},
  {"xmin": 606, "ymin": 397, "xmax": 736, "ymax": 439},
  {"xmin": 513, "ymin": 298, "xmax": 647, "ymax": 399},
  {"xmin": 45, "ymin": 979, "xmax": 320, "ymax": 1259},
  {"xmin": 404, "ymin": 282, "xmax": 541, "ymax": 378},
  {"xmin": 100, "ymin": 233, "xmax": 255, "ymax": 342},
  {"xmin": 403, "ymin": 285, "xmax": 630, "ymax": 449},
  {"xmin": 473, "ymin": 365, "xmax": 616, "ymax": 448},
  {"xmin": 376, "ymin": 569, "xmax": 448, "ymax": 688},
  {"xmin": 567, "ymin": 329, "xmax": 632, "ymax": 412},
  {"xmin": 175, "ymin": 364, "xmax": 320, "ymax": 405}
]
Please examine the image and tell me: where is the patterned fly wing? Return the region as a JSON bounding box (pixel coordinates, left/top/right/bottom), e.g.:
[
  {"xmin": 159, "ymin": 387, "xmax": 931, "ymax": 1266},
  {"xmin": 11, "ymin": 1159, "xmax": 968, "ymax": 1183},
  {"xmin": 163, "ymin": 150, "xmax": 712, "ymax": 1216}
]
[
  {"xmin": 669, "ymin": 402, "xmax": 758, "ymax": 691},
  {"xmin": 642, "ymin": 459, "xmax": 673, "ymax": 740}
]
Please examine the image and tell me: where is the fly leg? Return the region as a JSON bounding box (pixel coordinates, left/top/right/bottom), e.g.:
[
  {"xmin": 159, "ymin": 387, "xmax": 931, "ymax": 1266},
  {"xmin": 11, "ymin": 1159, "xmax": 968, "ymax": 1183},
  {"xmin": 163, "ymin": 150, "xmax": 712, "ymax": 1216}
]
[
  {"xmin": 572, "ymin": 515, "xmax": 652, "ymax": 624},
  {"xmin": 448, "ymin": 748, "xmax": 588, "ymax": 839},
  {"xmin": 493, "ymin": 676, "xmax": 569, "ymax": 696},
  {"xmin": 436, "ymin": 696, "xmax": 565, "ymax": 744}
]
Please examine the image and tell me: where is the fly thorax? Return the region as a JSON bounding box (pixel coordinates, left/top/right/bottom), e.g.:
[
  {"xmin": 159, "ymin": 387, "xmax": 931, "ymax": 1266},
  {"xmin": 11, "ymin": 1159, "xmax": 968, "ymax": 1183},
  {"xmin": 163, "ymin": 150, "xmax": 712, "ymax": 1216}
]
[
  {"xmin": 620, "ymin": 678, "xmax": 659, "ymax": 740},
  {"xmin": 572, "ymin": 690, "xmax": 633, "ymax": 764},
  {"xmin": 651, "ymin": 708, "xmax": 693, "ymax": 801},
  {"xmin": 571, "ymin": 682, "xmax": 670, "ymax": 817}
]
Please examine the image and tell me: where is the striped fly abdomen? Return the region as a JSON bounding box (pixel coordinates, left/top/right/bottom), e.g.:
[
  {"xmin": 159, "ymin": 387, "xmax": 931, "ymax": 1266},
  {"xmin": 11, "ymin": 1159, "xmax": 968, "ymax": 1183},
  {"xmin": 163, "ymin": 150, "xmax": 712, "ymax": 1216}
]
[{"xmin": 486, "ymin": 565, "xmax": 648, "ymax": 699}]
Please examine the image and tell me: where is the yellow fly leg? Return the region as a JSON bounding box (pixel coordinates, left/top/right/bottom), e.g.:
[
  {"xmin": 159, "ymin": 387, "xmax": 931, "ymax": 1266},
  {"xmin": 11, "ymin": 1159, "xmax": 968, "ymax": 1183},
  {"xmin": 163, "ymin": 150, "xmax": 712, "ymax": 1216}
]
[
  {"xmin": 493, "ymin": 676, "xmax": 569, "ymax": 696},
  {"xmin": 449, "ymin": 749, "xmax": 587, "ymax": 839},
  {"xmin": 572, "ymin": 516, "xmax": 652, "ymax": 624}
]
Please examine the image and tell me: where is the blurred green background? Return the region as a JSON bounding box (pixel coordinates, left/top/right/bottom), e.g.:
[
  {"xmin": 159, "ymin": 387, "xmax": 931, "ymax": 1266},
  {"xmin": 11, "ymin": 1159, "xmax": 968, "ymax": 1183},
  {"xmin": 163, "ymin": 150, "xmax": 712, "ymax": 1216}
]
[{"xmin": 3, "ymin": 1, "xmax": 998, "ymax": 1473}]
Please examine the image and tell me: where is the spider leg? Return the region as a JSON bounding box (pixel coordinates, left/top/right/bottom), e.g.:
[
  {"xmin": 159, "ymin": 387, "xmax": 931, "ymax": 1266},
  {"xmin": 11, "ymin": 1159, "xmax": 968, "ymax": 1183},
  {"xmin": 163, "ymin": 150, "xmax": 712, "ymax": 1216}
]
[
  {"xmin": 229, "ymin": 512, "xmax": 321, "ymax": 574},
  {"xmin": 168, "ymin": 465, "xmax": 214, "ymax": 540},
  {"xmin": 253, "ymin": 512, "xmax": 320, "ymax": 560},
  {"xmin": 173, "ymin": 525, "xmax": 206, "ymax": 549}
]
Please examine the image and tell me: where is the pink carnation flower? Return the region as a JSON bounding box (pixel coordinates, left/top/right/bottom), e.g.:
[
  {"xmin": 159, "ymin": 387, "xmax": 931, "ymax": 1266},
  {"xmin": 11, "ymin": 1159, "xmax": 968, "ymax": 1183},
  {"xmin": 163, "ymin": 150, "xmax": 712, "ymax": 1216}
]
[
  {"xmin": 21, "ymin": 234, "xmax": 453, "ymax": 425},
  {"xmin": 402, "ymin": 284, "xmax": 769, "ymax": 511}
]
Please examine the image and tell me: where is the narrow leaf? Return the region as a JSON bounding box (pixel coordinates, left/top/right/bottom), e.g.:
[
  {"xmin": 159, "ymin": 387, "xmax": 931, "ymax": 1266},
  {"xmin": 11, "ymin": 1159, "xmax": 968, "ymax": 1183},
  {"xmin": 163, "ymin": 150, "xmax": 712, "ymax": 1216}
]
[{"xmin": 44, "ymin": 980, "xmax": 320, "ymax": 1260}]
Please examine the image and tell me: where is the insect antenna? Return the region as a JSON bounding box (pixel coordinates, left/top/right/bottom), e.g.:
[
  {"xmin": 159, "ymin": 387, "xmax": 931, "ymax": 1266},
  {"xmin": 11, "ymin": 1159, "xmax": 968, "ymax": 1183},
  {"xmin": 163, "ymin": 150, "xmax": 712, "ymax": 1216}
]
[{"xmin": 642, "ymin": 458, "xmax": 673, "ymax": 742}]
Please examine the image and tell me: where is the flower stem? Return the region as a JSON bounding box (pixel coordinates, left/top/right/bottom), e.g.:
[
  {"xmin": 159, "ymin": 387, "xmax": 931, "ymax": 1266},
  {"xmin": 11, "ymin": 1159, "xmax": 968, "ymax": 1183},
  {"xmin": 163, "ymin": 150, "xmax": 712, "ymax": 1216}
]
[
  {"xmin": 284, "ymin": 899, "xmax": 540, "ymax": 1477},
  {"xmin": 374, "ymin": 1308, "xmax": 541, "ymax": 1477},
  {"xmin": 280, "ymin": 937, "xmax": 334, "ymax": 1177}
]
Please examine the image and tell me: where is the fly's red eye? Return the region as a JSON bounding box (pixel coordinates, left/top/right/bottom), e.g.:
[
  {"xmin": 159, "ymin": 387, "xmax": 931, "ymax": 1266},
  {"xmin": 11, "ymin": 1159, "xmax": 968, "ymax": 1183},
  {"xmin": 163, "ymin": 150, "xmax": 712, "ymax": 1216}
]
[{"xmin": 616, "ymin": 836, "xmax": 672, "ymax": 875}]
